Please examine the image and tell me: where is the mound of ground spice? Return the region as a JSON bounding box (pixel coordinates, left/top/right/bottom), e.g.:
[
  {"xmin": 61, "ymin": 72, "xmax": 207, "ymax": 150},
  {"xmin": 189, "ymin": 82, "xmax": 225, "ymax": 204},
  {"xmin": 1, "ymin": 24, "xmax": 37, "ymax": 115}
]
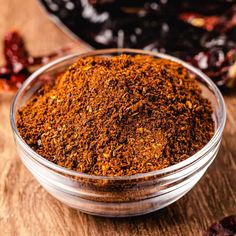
[{"xmin": 17, "ymin": 55, "xmax": 214, "ymax": 176}]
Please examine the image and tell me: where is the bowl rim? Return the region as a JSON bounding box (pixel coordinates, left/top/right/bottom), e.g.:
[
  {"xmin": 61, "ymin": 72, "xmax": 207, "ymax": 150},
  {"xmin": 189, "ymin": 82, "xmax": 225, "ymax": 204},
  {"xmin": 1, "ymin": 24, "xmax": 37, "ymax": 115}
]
[{"xmin": 10, "ymin": 48, "xmax": 226, "ymax": 180}]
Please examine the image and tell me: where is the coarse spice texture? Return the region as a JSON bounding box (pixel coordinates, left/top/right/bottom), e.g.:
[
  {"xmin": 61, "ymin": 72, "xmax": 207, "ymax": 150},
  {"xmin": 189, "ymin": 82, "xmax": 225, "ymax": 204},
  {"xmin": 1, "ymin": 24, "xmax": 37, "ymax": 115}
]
[{"xmin": 17, "ymin": 55, "xmax": 214, "ymax": 176}]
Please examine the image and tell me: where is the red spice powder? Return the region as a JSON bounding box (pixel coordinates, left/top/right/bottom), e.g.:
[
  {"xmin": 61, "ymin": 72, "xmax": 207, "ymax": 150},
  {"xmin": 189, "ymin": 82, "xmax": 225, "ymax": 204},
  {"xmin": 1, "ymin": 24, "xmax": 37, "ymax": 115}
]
[{"xmin": 17, "ymin": 55, "xmax": 214, "ymax": 176}]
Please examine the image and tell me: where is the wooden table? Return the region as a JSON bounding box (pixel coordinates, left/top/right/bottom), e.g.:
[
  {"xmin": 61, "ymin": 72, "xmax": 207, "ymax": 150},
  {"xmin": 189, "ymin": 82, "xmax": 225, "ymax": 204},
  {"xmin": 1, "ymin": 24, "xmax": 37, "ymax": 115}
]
[{"xmin": 0, "ymin": 1, "xmax": 235, "ymax": 235}]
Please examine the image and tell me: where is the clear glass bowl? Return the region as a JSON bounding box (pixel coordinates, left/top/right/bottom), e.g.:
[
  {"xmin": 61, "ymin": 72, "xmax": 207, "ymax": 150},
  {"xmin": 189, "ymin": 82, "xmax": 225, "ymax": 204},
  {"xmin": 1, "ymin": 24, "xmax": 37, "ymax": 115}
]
[{"xmin": 10, "ymin": 49, "xmax": 226, "ymax": 217}]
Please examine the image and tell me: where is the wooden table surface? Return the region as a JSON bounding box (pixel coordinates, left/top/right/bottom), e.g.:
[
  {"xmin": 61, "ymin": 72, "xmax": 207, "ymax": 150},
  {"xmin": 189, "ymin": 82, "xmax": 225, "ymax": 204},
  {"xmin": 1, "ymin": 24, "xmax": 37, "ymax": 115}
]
[{"xmin": 0, "ymin": 1, "xmax": 235, "ymax": 235}]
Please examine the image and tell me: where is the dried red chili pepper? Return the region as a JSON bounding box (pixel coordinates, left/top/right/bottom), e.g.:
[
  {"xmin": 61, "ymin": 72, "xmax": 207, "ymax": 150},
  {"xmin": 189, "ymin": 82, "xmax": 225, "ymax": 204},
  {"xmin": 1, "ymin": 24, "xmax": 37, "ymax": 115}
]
[
  {"xmin": 179, "ymin": 13, "xmax": 220, "ymax": 32},
  {"xmin": 205, "ymin": 215, "xmax": 236, "ymax": 236},
  {"xmin": 0, "ymin": 30, "xmax": 73, "ymax": 93},
  {"xmin": 190, "ymin": 48, "xmax": 236, "ymax": 88}
]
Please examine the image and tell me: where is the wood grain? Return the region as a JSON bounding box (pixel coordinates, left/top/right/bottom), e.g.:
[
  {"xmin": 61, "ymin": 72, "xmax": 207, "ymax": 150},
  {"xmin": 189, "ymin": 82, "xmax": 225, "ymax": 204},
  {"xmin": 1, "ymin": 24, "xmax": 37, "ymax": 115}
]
[{"xmin": 0, "ymin": 1, "xmax": 236, "ymax": 235}]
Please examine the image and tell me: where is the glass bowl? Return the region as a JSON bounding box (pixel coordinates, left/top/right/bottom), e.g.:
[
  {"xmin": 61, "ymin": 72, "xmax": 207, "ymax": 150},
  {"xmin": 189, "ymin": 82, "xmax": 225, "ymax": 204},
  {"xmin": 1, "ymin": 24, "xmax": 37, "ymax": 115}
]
[{"xmin": 10, "ymin": 49, "xmax": 226, "ymax": 217}]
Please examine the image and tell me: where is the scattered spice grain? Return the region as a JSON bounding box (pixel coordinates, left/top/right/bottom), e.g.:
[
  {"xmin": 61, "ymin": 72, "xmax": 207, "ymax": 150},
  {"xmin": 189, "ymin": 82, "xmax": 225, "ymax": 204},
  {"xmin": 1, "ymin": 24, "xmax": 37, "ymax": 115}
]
[{"xmin": 17, "ymin": 55, "xmax": 214, "ymax": 176}]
